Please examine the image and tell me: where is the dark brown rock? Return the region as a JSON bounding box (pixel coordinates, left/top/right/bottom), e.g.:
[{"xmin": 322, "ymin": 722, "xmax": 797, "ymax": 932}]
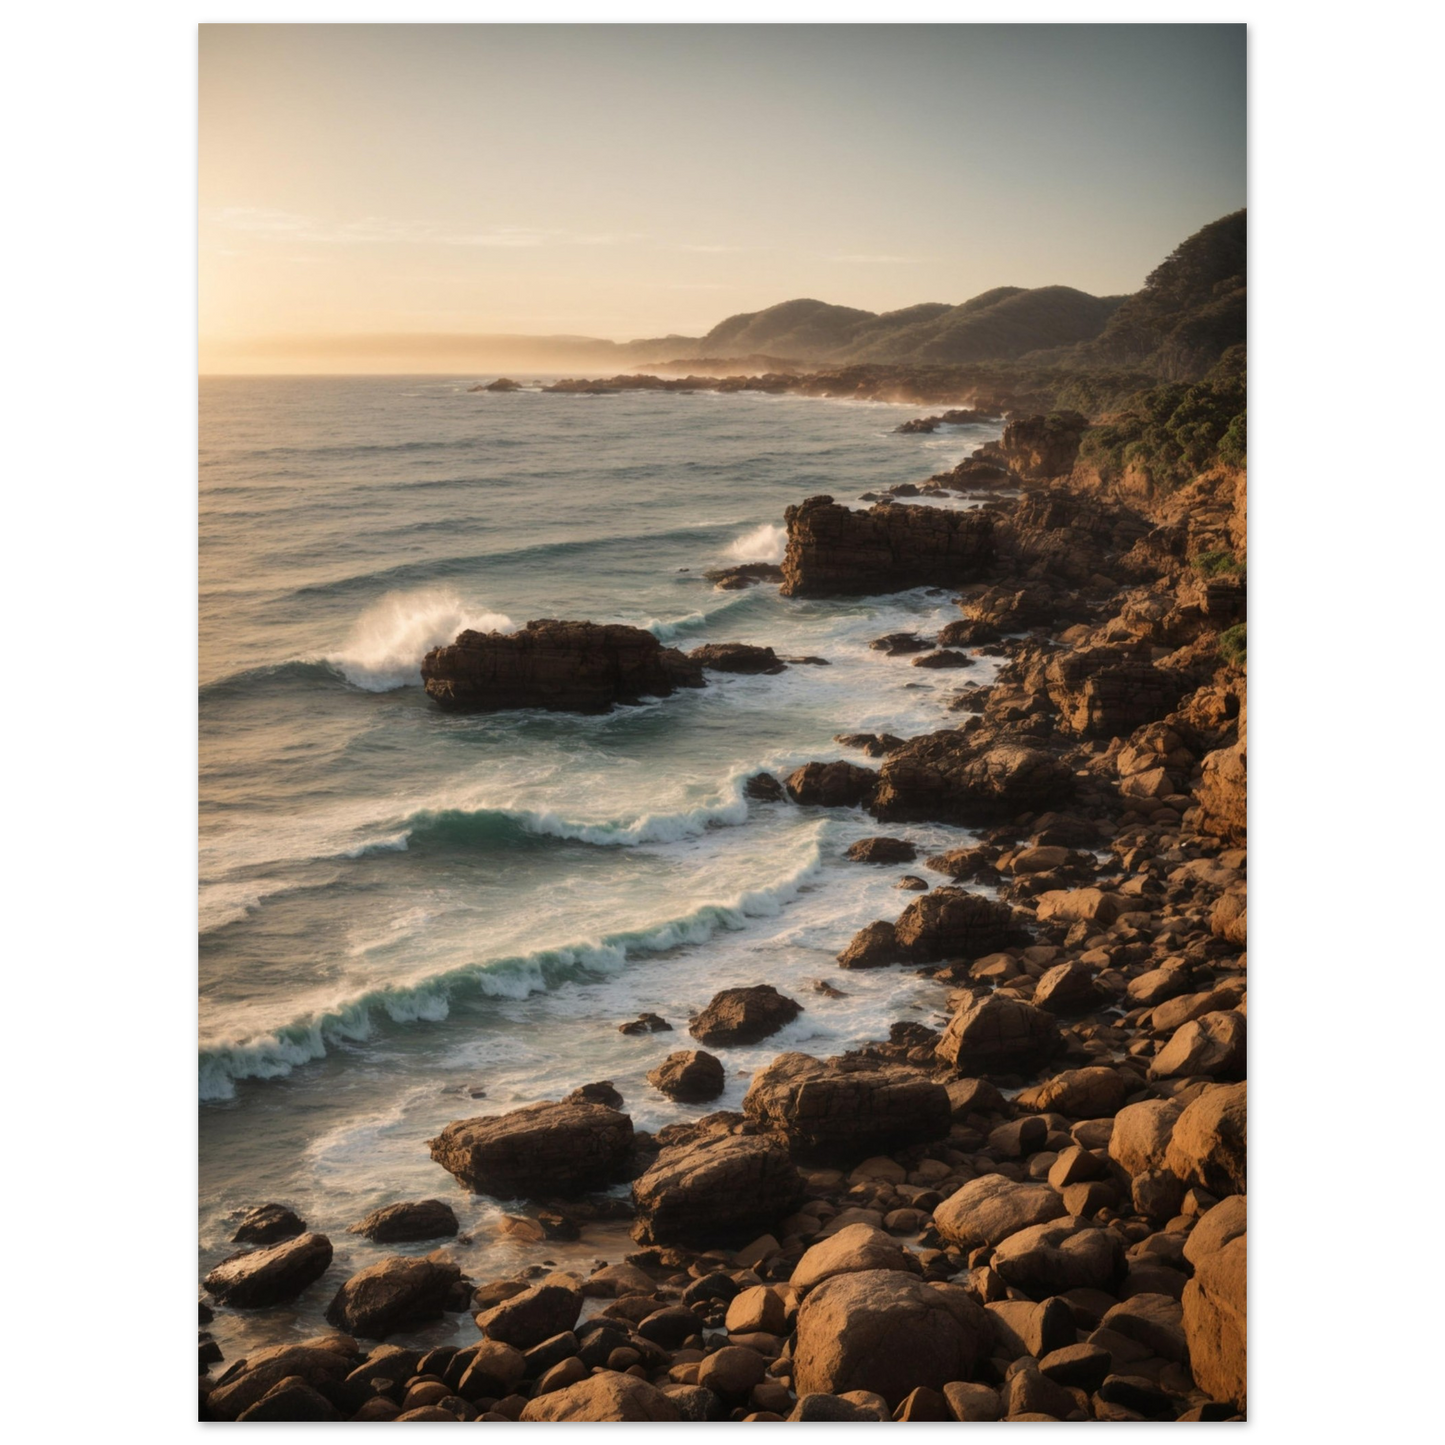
[
  {"xmin": 427, "ymin": 1100, "xmax": 634, "ymax": 1197},
  {"xmin": 869, "ymin": 631, "xmax": 935, "ymax": 655},
  {"xmin": 203, "ymin": 1232, "xmax": 334, "ymax": 1310},
  {"xmin": 347, "ymin": 1199, "xmax": 459, "ymax": 1243},
  {"xmin": 619, "ymin": 1013, "xmax": 672, "ymax": 1035},
  {"xmin": 421, "ymin": 619, "xmax": 704, "ymax": 713},
  {"xmin": 845, "ymin": 836, "xmax": 917, "ymax": 864},
  {"xmin": 689, "ymin": 985, "xmax": 802, "ymax": 1046},
  {"xmin": 231, "ymin": 1203, "xmax": 306, "ymax": 1246},
  {"xmin": 869, "ymin": 732, "xmax": 1075, "ymax": 824},
  {"xmin": 688, "ymin": 642, "xmax": 786, "ymax": 674},
  {"xmin": 1182, "ymin": 1233, "xmax": 1246, "ymax": 1410},
  {"xmin": 792, "ymin": 1270, "xmax": 990, "ymax": 1407},
  {"xmin": 565, "ymin": 1080, "xmax": 624, "ymax": 1108},
  {"xmin": 325, "ymin": 1254, "xmax": 462, "ymax": 1339},
  {"xmin": 742, "ymin": 1052, "xmax": 950, "ymax": 1160},
  {"xmin": 647, "ymin": 1049, "xmax": 726, "ymax": 1103},
  {"xmin": 519, "ymin": 1371, "xmax": 681, "ymax": 1422},
  {"xmin": 780, "ymin": 495, "xmax": 995, "ymax": 598},
  {"xmin": 784, "ymin": 759, "xmax": 877, "ymax": 808},
  {"xmin": 839, "ymin": 888, "xmax": 1028, "ymax": 970},
  {"xmin": 631, "ymin": 1133, "xmax": 803, "ymax": 1246},
  {"xmin": 704, "ymin": 562, "xmax": 785, "ymax": 590},
  {"xmin": 475, "ymin": 1279, "xmax": 583, "ymax": 1350},
  {"xmin": 933, "ymin": 1177, "xmax": 1066, "ymax": 1251},
  {"xmin": 934, "ymin": 993, "xmax": 1061, "ymax": 1075},
  {"xmin": 743, "ymin": 772, "xmax": 785, "ymax": 803}
]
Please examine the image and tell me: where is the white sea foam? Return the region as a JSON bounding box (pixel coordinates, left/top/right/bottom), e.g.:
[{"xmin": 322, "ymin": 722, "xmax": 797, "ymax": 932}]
[
  {"xmin": 324, "ymin": 589, "xmax": 514, "ymax": 690},
  {"xmin": 726, "ymin": 521, "xmax": 787, "ymax": 563}
]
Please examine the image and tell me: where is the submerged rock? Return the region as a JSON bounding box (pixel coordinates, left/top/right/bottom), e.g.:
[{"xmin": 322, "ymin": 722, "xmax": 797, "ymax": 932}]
[
  {"xmin": 421, "ymin": 619, "xmax": 704, "ymax": 713},
  {"xmin": 687, "ymin": 641, "xmax": 786, "ymax": 674},
  {"xmin": 702, "ymin": 562, "xmax": 785, "ymax": 590}
]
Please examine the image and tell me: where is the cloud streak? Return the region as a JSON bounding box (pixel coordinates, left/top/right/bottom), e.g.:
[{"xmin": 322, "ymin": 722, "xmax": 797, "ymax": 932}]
[{"xmin": 214, "ymin": 208, "xmax": 640, "ymax": 250}]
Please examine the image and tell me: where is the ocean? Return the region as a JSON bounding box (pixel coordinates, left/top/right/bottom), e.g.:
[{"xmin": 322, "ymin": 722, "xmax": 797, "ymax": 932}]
[{"xmin": 198, "ymin": 374, "xmax": 1006, "ymax": 1360}]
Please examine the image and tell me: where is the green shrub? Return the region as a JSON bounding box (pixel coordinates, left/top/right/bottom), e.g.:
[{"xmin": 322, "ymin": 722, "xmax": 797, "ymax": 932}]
[
  {"xmin": 1194, "ymin": 550, "xmax": 1244, "ymax": 577},
  {"xmin": 1219, "ymin": 623, "xmax": 1247, "ymax": 667}
]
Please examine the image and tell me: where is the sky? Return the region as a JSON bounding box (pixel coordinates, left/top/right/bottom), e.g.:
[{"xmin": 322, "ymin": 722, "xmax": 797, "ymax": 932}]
[{"xmin": 199, "ymin": 23, "xmax": 1246, "ymax": 373}]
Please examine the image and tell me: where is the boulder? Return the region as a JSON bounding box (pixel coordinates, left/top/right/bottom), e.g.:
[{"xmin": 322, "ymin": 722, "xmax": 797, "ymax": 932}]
[
  {"xmin": 421, "ymin": 619, "xmax": 705, "ymax": 713},
  {"xmin": 943, "ymin": 1380, "xmax": 1003, "ymax": 1421},
  {"xmin": 792, "ymin": 1270, "xmax": 991, "ymax": 1407},
  {"xmin": 205, "ymin": 1344, "xmax": 355, "ymax": 1420},
  {"xmin": 870, "ymin": 631, "xmax": 935, "ymax": 655},
  {"xmin": 475, "ymin": 1279, "xmax": 583, "ymax": 1350},
  {"xmin": 869, "ymin": 733, "xmax": 1075, "ymax": 825},
  {"xmin": 1031, "ymin": 960, "xmax": 1103, "ymax": 1016},
  {"xmin": 1042, "ymin": 645, "xmax": 1189, "ymax": 739},
  {"xmin": 236, "ymin": 1377, "xmax": 340, "ymax": 1422},
  {"xmin": 631, "ymin": 1133, "xmax": 803, "ymax": 1246},
  {"xmin": 647, "ymin": 1049, "xmax": 726, "ymax": 1103},
  {"xmin": 203, "ymin": 1233, "xmax": 333, "ymax": 1309},
  {"xmin": 1016, "ymin": 1066, "xmax": 1129, "ymax": 1118},
  {"xmin": 836, "ymin": 920, "xmax": 901, "ymax": 969},
  {"xmin": 785, "ymin": 760, "xmax": 877, "ymax": 808},
  {"xmin": 992, "ymin": 1219, "xmax": 1125, "ymax": 1295},
  {"xmin": 780, "ymin": 495, "xmax": 995, "ymax": 598},
  {"xmin": 231, "ymin": 1203, "xmax": 306, "ymax": 1245},
  {"xmin": 619, "ymin": 1013, "xmax": 672, "ymax": 1035},
  {"xmin": 1108, "ymin": 1099, "xmax": 1183, "ymax": 1177},
  {"xmin": 1196, "ymin": 731, "xmax": 1247, "ymax": 846},
  {"xmin": 934, "ymin": 994, "xmax": 1061, "ymax": 1075},
  {"xmin": 1210, "ymin": 888, "xmax": 1248, "ymax": 946},
  {"xmin": 1164, "ymin": 1082, "xmax": 1246, "ymax": 1196},
  {"xmin": 839, "ymin": 890, "xmax": 1027, "ymax": 969},
  {"xmin": 845, "ymin": 836, "xmax": 917, "ymax": 864},
  {"xmin": 1149, "ymin": 1010, "xmax": 1247, "ymax": 1080},
  {"xmin": 933, "ymin": 1176, "xmax": 1066, "ymax": 1251},
  {"xmin": 688, "ymin": 642, "xmax": 786, "ymax": 674},
  {"xmin": 697, "ymin": 1345, "xmax": 768, "ymax": 1396},
  {"xmin": 742, "ymin": 1052, "xmax": 950, "ymax": 1160},
  {"xmin": 689, "ymin": 985, "xmax": 802, "ymax": 1046},
  {"xmin": 520, "ymin": 1371, "xmax": 682, "ymax": 1422},
  {"xmin": 1182, "ymin": 1234, "xmax": 1247, "ymax": 1410},
  {"xmin": 1100, "ymin": 1292, "xmax": 1188, "ymax": 1362},
  {"xmin": 790, "ymin": 1223, "xmax": 922, "ymax": 1296},
  {"xmin": 1183, "ymin": 1195, "xmax": 1248, "ymax": 1268},
  {"xmin": 1035, "ymin": 888, "xmax": 1127, "ymax": 928},
  {"xmin": 347, "ymin": 1199, "xmax": 458, "ymax": 1243},
  {"xmin": 324, "ymin": 1254, "xmax": 461, "ymax": 1339},
  {"xmin": 704, "ymin": 562, "xmax": 785, "ymax": 590},
  {"xmin": 427, "ymin": 1100, "xmax": 634, "ymax": 1197}
]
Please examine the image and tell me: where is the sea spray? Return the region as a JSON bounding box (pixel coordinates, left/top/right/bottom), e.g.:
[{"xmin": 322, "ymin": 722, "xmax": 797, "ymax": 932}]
[
  {"xmin": 726, "ymin": 521, "xmax": 787, "ymax": 563},
  {"xmin": 325, "ymin": 589, "xmax": 514, "ymax": 690}
]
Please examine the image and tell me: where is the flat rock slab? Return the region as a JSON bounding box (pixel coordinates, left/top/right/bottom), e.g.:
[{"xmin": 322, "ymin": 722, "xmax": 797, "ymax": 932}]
[
  {"xmin": 428, "ymin": 1100, "xmax": 634, "ymax": 1198},
  {"xmin": 743, "ymin": 1051, "xmax": 950, "ymax": 1161},
  {"xmin": 204, "ymin": 1232, "xmax": 334, "ymax": 1309}
]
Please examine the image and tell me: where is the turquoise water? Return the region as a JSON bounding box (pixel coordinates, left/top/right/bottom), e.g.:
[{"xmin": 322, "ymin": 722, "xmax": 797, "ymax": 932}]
[{"xmin": 198, "ymin": 375, "xmax": 1005, "ymax": 1356}]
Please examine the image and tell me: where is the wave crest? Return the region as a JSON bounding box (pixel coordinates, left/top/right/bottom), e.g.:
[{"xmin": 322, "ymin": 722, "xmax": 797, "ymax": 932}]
[
  {"xmin": 325, "ymin": 589, "xmax": 513, "ymax": 691},
  {"xmin": 726, "ymin": 522, "xmax": 787, "ymax": 564},
  {"xmin": 199, "ymin": 838, "xmax": 822, "ymax": 1100}
]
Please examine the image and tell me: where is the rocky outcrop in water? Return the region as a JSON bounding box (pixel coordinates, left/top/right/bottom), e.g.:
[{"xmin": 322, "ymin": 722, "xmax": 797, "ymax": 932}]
[
  {"xmin": 689, "ymin": 985, "xmax": 802, "ymax": 1046},
  {"xmin": 203, "ymin": 1232, "xmax": 334, "ymax": 1309},
  {"xmin": 687, "ymin": 642, "xmax": 786, "ymax": 674},
  {"xmin": 780, "ymin": 496, "xmax": 994, "ymax": 598},
  {"xmin": 421, "ymin": 620, "xmax": 704, "ymax": 713}
]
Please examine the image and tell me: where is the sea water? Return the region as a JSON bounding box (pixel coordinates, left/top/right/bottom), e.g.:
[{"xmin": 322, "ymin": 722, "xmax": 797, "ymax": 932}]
[{"xmin": 198, "ymin": 375, "xmax": 1006, "ymax": 1359}]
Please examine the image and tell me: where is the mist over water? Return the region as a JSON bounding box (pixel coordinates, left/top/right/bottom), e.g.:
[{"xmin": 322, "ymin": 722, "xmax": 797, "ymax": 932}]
[{"xmin": 198, "ymin": 375, "xmax": 1005, "ymax": 1357}]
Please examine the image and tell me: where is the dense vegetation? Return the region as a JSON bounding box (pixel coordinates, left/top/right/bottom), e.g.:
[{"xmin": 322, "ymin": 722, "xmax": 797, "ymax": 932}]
[{"xmin": 1077, "ymin": 366, "xmax": 1246, "ymax": 493}]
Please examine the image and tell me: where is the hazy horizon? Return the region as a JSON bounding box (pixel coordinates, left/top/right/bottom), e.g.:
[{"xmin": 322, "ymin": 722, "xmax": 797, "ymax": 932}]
[{"xmin": 201, "ymin": 23, "xmax": 1246, "ymax": 374}]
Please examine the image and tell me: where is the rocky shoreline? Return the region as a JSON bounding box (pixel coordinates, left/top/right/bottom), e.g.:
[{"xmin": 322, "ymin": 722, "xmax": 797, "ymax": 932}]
[{"xmin": 201, "ymin": 389, "xmax": 1246, "ymax": 1423}]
